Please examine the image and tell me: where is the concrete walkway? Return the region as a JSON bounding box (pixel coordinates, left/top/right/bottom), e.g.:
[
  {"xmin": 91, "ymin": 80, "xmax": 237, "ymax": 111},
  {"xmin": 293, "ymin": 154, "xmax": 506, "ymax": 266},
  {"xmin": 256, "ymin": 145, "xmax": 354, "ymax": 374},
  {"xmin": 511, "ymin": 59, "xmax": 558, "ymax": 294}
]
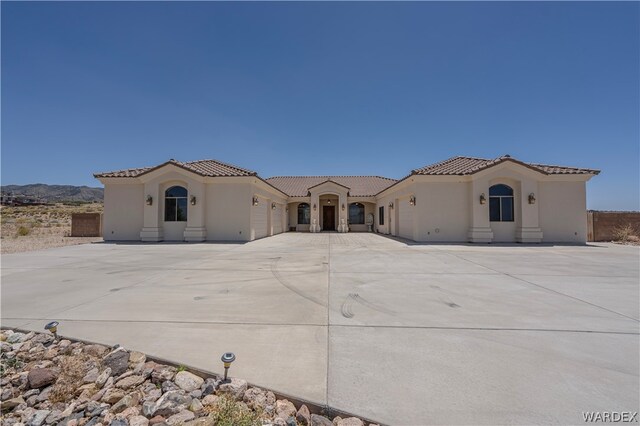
[{"xmin": 2, "ymin": 234, "xmax": 638, "ymax": 424}]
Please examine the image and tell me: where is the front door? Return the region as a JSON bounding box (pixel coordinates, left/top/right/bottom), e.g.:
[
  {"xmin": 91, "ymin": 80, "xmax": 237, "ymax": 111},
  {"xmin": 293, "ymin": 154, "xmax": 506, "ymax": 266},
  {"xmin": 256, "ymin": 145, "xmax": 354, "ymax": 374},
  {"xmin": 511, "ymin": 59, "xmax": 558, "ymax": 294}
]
[{"xmin": 323, "ymin": 206, "xmax": 335, "ymax": 231}]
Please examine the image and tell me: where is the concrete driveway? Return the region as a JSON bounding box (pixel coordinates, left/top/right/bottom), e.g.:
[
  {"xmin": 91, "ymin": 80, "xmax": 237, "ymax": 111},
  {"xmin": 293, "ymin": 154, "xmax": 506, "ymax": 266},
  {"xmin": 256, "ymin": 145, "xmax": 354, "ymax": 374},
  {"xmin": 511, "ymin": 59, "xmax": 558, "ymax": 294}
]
[{"xmin": 2, "ymin": 234, "xmax": 638, "ymax": 424}]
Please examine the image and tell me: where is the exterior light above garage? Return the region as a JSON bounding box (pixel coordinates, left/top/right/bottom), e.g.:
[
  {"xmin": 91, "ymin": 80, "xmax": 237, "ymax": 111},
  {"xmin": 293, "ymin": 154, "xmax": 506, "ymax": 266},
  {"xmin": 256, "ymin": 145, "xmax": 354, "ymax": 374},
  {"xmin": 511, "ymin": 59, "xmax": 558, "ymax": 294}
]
[
  {"xmin": 190, "ymin": 195, "xmax": 197, "ymax": 206},
  {"xmin": 146, "ymin": 195, "xmax": 153, "ymax": 206},
  {"xmin": 479, "ymin": 193, "xmax": 487, "ymax": 204},
  {"xmin": 528, "ymin": 193, "xmax": 536, "ymax": 204}
]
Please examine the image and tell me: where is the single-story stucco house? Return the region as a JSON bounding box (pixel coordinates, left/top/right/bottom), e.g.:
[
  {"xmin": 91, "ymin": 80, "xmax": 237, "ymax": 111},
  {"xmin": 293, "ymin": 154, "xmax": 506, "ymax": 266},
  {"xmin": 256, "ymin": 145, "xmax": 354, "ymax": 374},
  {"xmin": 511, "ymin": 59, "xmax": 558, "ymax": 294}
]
[{"xmin": 94, "ymin": 155, "xmax": 599, "ymax": 243}]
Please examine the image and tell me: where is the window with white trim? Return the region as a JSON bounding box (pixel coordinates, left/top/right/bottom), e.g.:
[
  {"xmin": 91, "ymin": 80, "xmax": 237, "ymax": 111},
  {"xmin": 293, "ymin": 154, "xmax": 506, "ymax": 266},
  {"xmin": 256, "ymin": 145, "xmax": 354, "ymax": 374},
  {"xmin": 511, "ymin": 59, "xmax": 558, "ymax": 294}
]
[
  {"xmin": 165, "ymin": 186, "xmax": 188, "ymax": 222},
  {"xmin": 489, "ymin": 184, "xmax": 514, "ymax": 222}
]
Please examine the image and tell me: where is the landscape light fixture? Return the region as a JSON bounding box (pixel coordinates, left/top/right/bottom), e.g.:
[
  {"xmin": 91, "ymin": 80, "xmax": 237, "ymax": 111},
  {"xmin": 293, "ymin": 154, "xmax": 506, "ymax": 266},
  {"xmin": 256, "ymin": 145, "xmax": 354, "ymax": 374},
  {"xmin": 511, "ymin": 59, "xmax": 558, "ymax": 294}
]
[
  {"xmin": 409, "ymin": 196, "xmax": 416, "ymax": 206},
  {"xmin": 44, "ymin": 321, "xmax": 59, "ymax": 340},
  {"xmin": 220, "ymin": 352, "xmax": 236, "ymax": 383},
  {"xmin": 252, "ymin": 196, "xmax": 259, "ymax": 206},
  {"xmin": 271, "ymin": 202, "xmax": 276, "ymax": 210},
  {"xmin": 479, "ymin": 193, "xmax": 486, "ymax": 205},
  {"xmin": 146, "ymin": 195, "xmax": 153, "ymax": 206},
  {"xmin": 190, "ymin": 195, "xmax": 197, "ymax": 206},
  {"xmin": 528, "ymin": 193, "xmax": 536, "ymax": 204}
]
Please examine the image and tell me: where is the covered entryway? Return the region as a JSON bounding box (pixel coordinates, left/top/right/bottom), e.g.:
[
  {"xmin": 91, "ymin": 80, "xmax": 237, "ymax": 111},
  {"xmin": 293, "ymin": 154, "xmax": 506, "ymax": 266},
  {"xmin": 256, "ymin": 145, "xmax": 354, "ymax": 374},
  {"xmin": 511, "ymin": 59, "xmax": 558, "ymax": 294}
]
[{"xmin": 323, "ymin": 205, "xmax": 336, "ymax": 231}]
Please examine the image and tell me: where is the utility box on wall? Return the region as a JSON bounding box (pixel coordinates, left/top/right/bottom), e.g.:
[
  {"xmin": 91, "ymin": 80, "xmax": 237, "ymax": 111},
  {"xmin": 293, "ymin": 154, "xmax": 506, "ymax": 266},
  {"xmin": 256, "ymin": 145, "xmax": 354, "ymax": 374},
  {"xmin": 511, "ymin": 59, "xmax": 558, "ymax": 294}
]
[{"xmin": 71, "ymin": 213, "xmax": 103, "ymax": 237}]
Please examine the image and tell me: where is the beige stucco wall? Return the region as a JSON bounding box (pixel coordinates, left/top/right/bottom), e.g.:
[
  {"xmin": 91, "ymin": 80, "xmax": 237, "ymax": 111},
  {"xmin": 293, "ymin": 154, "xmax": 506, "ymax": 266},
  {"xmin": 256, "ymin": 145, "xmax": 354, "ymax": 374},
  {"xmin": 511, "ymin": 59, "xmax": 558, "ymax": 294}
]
[
  {"xmin": 375, "ymin": 194, "xmax": 397, "ymax": 235},
  {"xmin": 539, "ymin": 180, "xmax": 587, "ymax": 243},
  {"xmin": 412, "ymin": 181, "xmax": 470, "ymax": 242},
  {"xmin": 103, "ymin": 183, "xmax": 144, "ymax": 241},
  {"xmin": 205, "ymin": 181, "xmax": 252, "ymax": 241}
]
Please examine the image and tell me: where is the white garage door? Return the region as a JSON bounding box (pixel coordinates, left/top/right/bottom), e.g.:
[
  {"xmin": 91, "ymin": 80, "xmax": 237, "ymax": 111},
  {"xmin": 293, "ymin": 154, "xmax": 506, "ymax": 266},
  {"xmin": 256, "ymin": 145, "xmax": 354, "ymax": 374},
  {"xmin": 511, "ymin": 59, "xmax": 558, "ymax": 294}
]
[
  {"xmin": 253, "ymin": 200, "xmax": 268, "ymax": 239},
  {"xmin": 397, "ymin": 197, "xmax": 413, "ymax": 240},
  {"xmin": 273, "ymin": 204, "xmax": 283, "ymax": 235}
]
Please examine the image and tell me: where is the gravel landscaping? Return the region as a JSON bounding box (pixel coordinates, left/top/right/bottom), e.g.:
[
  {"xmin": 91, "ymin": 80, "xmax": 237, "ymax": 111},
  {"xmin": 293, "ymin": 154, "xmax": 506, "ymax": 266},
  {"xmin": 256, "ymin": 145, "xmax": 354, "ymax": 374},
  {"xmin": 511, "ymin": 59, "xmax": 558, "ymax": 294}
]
[{"xmin": 0, "ymin": 329, "xmax": 377, "ymax": 426}]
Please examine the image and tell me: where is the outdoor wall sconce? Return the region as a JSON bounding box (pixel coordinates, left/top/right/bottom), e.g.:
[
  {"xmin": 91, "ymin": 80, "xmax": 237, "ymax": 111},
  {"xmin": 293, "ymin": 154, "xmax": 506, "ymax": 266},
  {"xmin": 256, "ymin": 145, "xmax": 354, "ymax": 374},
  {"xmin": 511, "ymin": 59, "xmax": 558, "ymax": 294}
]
[
  {"xmin": 252, "ymin": 196, "xmax": 259, "ymax": 206},
  {"xmin": 44, "ymin": 321, "xmax": 59, "ymax": 340},
  {"xmin": 341, "ymin": 203, "xmax": 345, "ymax": 211},
  {"xmin": 271, "ymin": 202, "xmax": 276, "ymax": 210},
  {"xmin": 528, "ymin": 193, "xmax": 536, "ymax": 204},
  {"xmin": 146, "ymin": 195, "xmax": 153, "ymax": 206},
  {"xmin": 220, "ymin": 352, "xmax": 236, "ymax": 384},
  {"xmin": 389, "ymin": 201, "xmax": 394, "ymax": 209},
  {"xmin": 190, "ymin": 195, "xmax": 197, "ymax": 206},
  {"xmin": 479, "ymin": 193, "xmax": 487, "ymax": 205},
  {"xmin": 313, "ymin": 203, "xmax": 317, "ymax": 211},
  {"xmin": 409, "ymin": 196, "xmax": 416, "ymax": 206}
]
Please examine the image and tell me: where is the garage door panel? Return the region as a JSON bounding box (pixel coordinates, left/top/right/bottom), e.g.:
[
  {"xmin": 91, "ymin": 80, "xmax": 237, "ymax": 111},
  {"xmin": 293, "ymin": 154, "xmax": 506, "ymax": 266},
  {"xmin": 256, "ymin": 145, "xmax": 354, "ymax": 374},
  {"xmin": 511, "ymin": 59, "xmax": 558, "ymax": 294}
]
[{"xmin": 254, "ymin": 201, "xmax": 268, "ymax": 239}]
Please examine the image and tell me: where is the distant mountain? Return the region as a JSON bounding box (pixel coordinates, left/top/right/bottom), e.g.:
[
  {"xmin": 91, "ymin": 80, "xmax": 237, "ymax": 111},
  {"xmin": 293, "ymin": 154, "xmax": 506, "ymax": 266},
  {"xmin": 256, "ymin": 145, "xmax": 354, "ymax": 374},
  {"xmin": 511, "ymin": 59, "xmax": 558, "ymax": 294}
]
[{"xmin": 1, "ymin": 184, "xmax": 103, "ymax": 203}]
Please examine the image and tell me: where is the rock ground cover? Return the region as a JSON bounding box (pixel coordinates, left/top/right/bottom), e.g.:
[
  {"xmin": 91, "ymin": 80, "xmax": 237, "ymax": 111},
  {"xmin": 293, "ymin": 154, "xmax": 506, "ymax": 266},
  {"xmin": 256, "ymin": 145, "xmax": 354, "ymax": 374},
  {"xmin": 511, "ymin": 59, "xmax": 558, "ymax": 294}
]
[{"xmin": 0, "ymin": 329, "xmax": 377, "ymax": 426}]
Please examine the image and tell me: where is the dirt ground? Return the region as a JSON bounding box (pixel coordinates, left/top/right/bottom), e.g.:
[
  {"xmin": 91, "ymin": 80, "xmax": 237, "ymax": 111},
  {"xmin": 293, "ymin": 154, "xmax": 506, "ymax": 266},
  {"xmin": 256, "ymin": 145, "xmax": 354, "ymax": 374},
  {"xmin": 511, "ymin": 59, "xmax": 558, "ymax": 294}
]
[{"xmin": 0, "ymin": 204, "xmax": 103, "ymax": 254}]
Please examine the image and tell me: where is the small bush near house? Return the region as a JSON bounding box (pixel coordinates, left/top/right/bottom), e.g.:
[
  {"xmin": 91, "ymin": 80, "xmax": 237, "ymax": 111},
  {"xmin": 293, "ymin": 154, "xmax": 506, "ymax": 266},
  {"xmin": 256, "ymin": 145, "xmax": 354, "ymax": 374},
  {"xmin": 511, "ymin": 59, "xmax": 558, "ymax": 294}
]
[
  {"xmin": 612, "ymin": 223, "xmax": 639, "ymax": 243},
  {"xmin": 49, "ymin": 353, "xmax": 97, "ymax": 403}
]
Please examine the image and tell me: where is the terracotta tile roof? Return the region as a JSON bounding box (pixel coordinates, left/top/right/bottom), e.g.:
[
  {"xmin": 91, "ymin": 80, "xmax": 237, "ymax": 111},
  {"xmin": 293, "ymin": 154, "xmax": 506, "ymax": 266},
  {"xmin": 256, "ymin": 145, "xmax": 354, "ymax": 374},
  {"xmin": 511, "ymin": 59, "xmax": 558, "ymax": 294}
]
[
  {"xmin": 265, "ymin": 176, "xmax": 397, "ymax": 197},
  {"xmin": 411, "ymin": 155, "xmax": 600, "ymax": 176},
  {"xmin": 94, "ymin": 159, "xmax": 257, "ymax": 178}
]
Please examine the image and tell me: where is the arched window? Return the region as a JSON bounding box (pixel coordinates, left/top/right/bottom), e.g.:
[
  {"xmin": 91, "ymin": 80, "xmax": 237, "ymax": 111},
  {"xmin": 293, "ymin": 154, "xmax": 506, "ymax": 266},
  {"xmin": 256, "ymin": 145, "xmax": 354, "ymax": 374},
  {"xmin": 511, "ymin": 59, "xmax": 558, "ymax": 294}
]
[
  {"xmin": 349, "ymin": 203, "xmax": 365, "ymax": 224},
  {"xmin": 297, "ymin": 203, "xmax": 310, "ymax": 225},
  {"xmin": 165, "ymin": 186, "xmax": 188, "ymax": 222},
  {"xmin": 489, "ymin": 184, "xmax": 514, "ymax": 222}
]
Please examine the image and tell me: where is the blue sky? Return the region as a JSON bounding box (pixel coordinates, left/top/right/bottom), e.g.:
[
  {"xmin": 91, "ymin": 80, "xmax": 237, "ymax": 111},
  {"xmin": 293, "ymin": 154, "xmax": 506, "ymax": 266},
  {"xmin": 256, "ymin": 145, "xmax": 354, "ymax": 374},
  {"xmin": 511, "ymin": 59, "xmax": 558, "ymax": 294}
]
[{"xmin": 2, "ymin": 2, "xmax": 638, "ymax": 210}]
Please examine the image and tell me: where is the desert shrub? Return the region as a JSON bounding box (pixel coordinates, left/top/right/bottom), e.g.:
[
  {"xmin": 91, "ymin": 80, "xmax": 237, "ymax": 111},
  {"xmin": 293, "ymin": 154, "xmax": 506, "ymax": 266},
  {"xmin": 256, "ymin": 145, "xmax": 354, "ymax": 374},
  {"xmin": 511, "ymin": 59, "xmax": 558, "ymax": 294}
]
[
  {"xmin": 206, "ymin": 394, "xmax": 262, "ymax": 426},
  {"xmin": 16, "ymin": 226, "xmax": 30, "ymax": 236},
  {"xmin": 612, "ymin": 224, "xmax": 638, "ymax": 242},
  {"xmin": 49, "ymin": 354, "xmax": 97, "ymax": 403}
]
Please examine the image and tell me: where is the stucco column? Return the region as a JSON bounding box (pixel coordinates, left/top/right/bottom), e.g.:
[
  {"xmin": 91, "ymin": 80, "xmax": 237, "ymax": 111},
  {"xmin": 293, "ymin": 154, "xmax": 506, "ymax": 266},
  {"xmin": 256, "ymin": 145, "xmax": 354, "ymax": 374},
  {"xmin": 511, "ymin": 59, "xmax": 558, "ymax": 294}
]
[
  {"xmin": 184, "ymin": 181, "xmax": 206, "ymax": 242},
  {"xmin": 467, "ymin": 180, "xmax": 493, "ymax": 243},
  {"xmin": 140, "ymin": 181, "xmax": 163, "ymax": 242},
  {"xmin": 310, "ymin": 194, "xmax": 320, "ymax": 232},
  {"xmin": 337, "ymin": 193, "xmax": 348, "ymax": 232},
  {"xmin": 516, "ymin": 180, "xmax": 543, "ymax": 243}
]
